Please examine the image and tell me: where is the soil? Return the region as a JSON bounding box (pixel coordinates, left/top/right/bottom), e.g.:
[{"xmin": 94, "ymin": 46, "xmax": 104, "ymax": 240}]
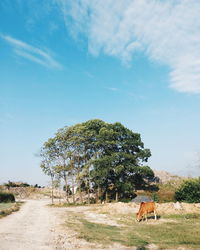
[
  {"xmin": 0, "ymin": 200, "xmax": 60, "ymax": 250},
  {"xmin": 0, "ymin": 200, "xmax": 132, "ymax": 250},
  {"xmin": 0, "ymin": 200, "xmax": 199, "ymax": 250}
]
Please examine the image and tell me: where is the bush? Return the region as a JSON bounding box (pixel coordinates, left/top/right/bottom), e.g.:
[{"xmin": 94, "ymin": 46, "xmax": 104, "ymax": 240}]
[
  {"xmin": 175, "ymin": 177, "xmax": 200, "ymax": 203},
  {"xmin": 152, "ymin": 193, "xmax": 159, "ymax": 202},
  {"xmin": 0, "ymin": 192, "xmax": 15, "ymax": 203},
  {"xmin": 4, "ymin": 181, "xmax": 30, "ymax": 188}
]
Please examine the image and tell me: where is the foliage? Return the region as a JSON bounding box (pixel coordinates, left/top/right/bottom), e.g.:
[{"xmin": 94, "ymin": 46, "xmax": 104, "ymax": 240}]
[
  {"xmin": 63, "ymin": 185, "xmax": 72, "ymax": 195},
  {"xmin": 0, "ymin": 192, "xmax": 15, "ymax": 203},
  {"xmin": 152, "ymin": 193, "xmax": 159, "ymax": 202},
  {"xmin": 175, "ymin": 177, "xmax": 200, "ymax": 203},
  {"xmin": 40, "ymin": 119, "xmax": 155, "ymax": 202},
  {"xmin": 4, "ymin": 181, "xmax": 30, "ymax": 189},
  {"xmin": 34, "ymin": 184, "xmax": 42, "ymax": 188}
]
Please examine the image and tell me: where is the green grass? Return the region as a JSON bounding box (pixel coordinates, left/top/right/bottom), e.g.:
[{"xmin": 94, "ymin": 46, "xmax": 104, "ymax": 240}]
[
  {"xmin": 0, "ymin": 203, "xmax": 14, "ymax": 210},
  {"xmin": 0, "ymin": 202, "xmax": 23, "ymax": 218},
  {"xmin": 66, "ymin": 213, "xmax": 148, "ymax": 248},
  {"xmin": 65, "ymin": 211, "xmax": 200, "ymax": 249}
]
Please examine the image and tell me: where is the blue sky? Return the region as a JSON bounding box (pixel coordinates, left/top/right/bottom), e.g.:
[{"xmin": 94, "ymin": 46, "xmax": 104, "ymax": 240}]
[{"xmin": 0, "ymin": 0, "xmax": 200, "ymax": 185}]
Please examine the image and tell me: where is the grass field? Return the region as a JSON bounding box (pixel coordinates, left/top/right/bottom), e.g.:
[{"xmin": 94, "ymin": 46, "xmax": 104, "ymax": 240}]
[
  {"xmin": 65, "ymin": 210, "xmax": 200, "ymax": 249},
  {"xmin": 0, "ymin": 202, "xmax": 22, "ymax": 218}
]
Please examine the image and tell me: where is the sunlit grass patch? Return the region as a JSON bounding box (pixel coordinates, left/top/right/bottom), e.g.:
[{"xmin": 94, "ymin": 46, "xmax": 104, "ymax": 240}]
[
  {"xmin": 67, "ymin": 213, "xmax": 148, "ymax": 248},
  {"xmin": 65, "ymin": 209, "xmax": 200, "ymax": 249},
  {"xmin": 0, "ymin": 202, "xmax": 23, "ymax": 218},
  {"xmin": 0, "ymin": 203, "xmax": 14, "ymax": 210},
  {"xmin": 164, "ymin": 213, "xmax": 200, "ymax": 220}
]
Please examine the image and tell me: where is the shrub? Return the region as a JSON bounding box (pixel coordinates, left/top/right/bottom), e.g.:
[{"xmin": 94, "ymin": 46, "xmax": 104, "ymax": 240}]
[
  {"xmin": 152, "ymin": 193, "xmax": 159, "ymax": 202},
  {"xmin": 175, "ymin": 177, "xmax": 200, "ymax": 203},
  {"xmin": 4, "ymin": 181, "xmax": 30, "ymax": 188},
  {"xmin": 0, "ymin": 192, "xmax": 15, "ymax": 203}
]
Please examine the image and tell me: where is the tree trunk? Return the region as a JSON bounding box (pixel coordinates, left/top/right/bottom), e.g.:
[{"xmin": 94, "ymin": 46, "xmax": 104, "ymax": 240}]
[
  {"xmin": 96, "ymin": 185, "xmax": 100, "ymax": 203},
  {"xmin": 87, "ymin": 179, "xmax": 90, "ymax": 204},
  {"xmin": 51, "ymin": 175, "xmax": 54, "ymax": 205},
  {"xmin": 77, "ymin": 158, "xmax": 83, "ymax": 204},
  {"xmin": 59, "ymin": 184, "xmax": 61, "ymax": 204},
  {"xmin": 115, "ymin": 191, "xmax": 118, "ymax": 202},
  {"xmin": 64, "ymin": 172, "xmax": 69, "ymax": 203},
  {"xmin": 106, "ymin": 191, "xmax": 108, "ymax": 203},
  {"xmin": 72, "ymin": 174, "xmax": 75, "ymax": 204},
  {"xmin": 79, "ymin": 180, "xmax": 83, "ymax": 204}
]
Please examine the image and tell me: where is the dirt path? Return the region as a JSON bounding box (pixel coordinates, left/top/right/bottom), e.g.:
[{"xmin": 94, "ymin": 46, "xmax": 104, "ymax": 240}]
[
  {"xmin": 0, "ymin": 200, "xmax": 63, "ymax": 250},
  {"xmin": 0, "ymin": 200, "xmax": 133, "ymax": 250}
]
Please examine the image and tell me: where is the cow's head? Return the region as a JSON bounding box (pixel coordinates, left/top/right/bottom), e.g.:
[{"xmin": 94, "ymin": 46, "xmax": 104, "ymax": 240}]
[{"xmin": 136, "ymin": 212, "xmax": 141, "ymax": 222}]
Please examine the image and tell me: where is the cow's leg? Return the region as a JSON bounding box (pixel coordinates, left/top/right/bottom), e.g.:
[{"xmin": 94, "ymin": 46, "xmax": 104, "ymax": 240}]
[
  {"xmin": 145, "ymin": 214, "xmax": 148, "ymax": 222},
  {"xmin": 154, "ymin": 210, "xmax": 157, "ymax": 220}
]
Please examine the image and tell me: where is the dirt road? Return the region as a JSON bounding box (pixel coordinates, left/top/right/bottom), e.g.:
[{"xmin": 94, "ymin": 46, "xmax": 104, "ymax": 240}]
[
  {"xmin": 1, "ymin": 200, "xmax": 199, "ymax": 250},
  {"xmin": 0, "ymin": 200, "xmax": 110, "ymax": 250},
  {"xmin": 0, "ymin": 200, "xmax": 131, "ymax": 250},
  {"xmin": 0, "ymin": 200, "xmax": 63, "ymax": 250}
]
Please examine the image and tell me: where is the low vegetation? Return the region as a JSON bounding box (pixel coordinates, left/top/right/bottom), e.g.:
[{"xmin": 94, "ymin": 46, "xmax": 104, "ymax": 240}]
[
  {"xmin": 175, "ymin": 177, "xmax": 200, "ymax": 203},
  {"xmin": 0, "ymin": 192, "xmax": 15, "ymax": 203},
  {"xmin": 134, "ymin": 178, "xmax": 185, "ymax": 203},
  {"xmin": 64, "ymin": 205, "xmax": 200, "ymax": 249},
  {"xmin": 0, "ymin": 202, "xmax": 22, "ymax": 218}
]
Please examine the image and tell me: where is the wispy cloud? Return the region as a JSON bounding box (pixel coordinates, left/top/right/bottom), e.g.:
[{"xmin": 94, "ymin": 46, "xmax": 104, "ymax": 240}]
[
  {"xmin": 105, "ymin": 87, "xmax": 120, "ymax": 92},
  {"xmin": 1, "ymin": 34, "xmax": 62, "ymax": 69},
  {"xmin": 57, "ymin": 0, "xmax": 200, "ymax": 93},
  {"xmin": 84, "ymin": 71, "xmax": 94, "ymax": 79}
]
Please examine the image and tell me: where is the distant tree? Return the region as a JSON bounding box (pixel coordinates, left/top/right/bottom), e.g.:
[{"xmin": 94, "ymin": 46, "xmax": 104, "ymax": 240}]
[
  {"xmin": 175, "ymin": 177, "xmax": 200, "ymax": 203},
  {"xmin": 4, "ymin": 181, "xmax": 30, "ymax": 188},
  {"xmin": 19, "ymin": 182, "xmax": 30, "ymax": 187},
  {"xmin": 4, "ymin": 181, "xmax": 14, "ymax": 190}
]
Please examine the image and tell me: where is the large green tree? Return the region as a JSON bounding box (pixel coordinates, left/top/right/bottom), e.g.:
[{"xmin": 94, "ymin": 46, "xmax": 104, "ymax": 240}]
[
  {"xmin": 83, "ymin": 120, "xmax": 154, "ymax": 200},
  {"xmin": 40, "ymin": 119, "xmax": 155, "ymax": 202}
]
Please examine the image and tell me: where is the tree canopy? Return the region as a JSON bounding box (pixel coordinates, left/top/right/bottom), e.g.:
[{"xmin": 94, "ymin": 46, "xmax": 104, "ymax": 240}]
[{"xmin": 40, "ymin": 119, "xmax": 155, "ymax": 202}]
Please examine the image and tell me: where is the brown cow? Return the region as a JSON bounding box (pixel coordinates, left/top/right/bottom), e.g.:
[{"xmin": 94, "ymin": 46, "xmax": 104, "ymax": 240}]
[{"xmin": 136, "ymin": 201, "xmax": 157, "ymax": 222}]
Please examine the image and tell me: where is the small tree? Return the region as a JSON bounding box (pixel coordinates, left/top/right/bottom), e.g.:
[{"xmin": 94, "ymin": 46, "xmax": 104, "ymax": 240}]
[
  {"xmin": 41, "ymin": 163, "xmax": 56, "ymax": 204},
  {"xmin": 40, "ymin": 138, "xmax": 58, "ymax": 204},
  {"xmin": 175, "ymin": 177, "xmax": 200, "ymax": 203}
]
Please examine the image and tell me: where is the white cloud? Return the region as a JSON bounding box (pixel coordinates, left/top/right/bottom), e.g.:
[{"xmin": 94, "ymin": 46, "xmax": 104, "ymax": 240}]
[
  {"xmin": 57, "ymin": 0, "xmax": 200, "ymax": 93},
  {"xmin": 1, "ymin": 34, "xmax": 62, "ymax": 69}
]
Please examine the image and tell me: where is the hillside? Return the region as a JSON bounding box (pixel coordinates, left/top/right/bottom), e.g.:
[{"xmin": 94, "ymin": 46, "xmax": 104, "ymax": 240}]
[{"xmin": 153, "ymin": 170, "xmax": 183, "ymax": 183}]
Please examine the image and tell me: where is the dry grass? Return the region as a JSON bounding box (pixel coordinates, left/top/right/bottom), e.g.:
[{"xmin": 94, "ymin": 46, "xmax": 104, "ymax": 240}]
[{"xmin": 62, "ymin": 202, "xmax": 200, "ymax": 249}]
